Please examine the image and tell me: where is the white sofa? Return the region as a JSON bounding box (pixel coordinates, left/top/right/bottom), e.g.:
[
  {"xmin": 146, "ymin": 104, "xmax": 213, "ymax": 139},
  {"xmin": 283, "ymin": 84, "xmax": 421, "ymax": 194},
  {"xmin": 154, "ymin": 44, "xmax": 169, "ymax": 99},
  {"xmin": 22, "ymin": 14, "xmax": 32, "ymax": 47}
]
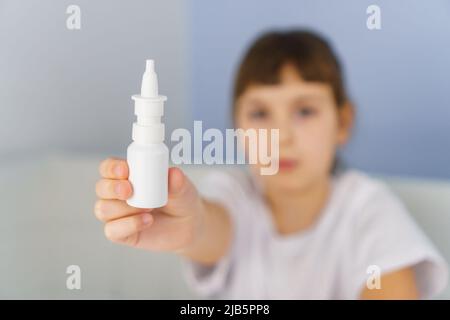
[{"xmin": 0, "ymin": 153, "xmax": 449, "ymax": 299}]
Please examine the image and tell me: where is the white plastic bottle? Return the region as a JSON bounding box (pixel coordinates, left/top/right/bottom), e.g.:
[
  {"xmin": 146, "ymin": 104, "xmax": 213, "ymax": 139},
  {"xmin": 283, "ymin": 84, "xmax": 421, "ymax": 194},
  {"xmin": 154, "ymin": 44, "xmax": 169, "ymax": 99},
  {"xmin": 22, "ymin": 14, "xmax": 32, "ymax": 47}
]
[{"xmin": 126, "ymin": 59, "xmax": 168, "ymax": 208}]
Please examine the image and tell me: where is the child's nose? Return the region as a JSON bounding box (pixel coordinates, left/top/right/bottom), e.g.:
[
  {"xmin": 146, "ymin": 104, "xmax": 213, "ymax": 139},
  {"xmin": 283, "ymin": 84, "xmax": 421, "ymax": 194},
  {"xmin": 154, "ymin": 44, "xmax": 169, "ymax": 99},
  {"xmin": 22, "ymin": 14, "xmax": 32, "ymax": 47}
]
[
  {"xmin": 271, "ymin": 113, "xmax": 294, "ymax": 145},
  {"xmin": 278, "ymin": 125, "xmax": 294, "ymax": 146}
]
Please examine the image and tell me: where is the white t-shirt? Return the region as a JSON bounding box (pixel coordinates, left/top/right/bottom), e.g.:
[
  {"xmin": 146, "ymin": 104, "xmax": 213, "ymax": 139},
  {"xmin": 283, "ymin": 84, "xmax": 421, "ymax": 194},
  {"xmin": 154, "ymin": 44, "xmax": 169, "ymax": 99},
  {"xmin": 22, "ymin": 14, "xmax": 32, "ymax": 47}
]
[{"xmin": 181, "ymin": 168, "xmax": 448, "ymax": 299}]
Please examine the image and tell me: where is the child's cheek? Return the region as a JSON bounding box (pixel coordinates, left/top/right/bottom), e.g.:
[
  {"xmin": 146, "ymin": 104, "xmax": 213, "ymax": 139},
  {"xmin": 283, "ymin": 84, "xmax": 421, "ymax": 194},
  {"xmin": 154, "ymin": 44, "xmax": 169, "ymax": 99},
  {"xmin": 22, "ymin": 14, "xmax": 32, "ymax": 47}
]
[{"xmin": 293, "ymin": 119, "xmax": 337, "ymax": 169}]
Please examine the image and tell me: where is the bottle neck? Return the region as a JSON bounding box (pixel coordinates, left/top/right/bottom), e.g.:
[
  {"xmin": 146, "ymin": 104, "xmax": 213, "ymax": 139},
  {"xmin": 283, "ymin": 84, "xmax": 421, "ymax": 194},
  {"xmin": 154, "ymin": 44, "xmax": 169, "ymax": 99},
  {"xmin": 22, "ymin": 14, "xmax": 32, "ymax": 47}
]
[
  {"xmin": 132, "ymin": 122, "xmax": 164, "ymax": 144},
  {"xmin": 131, "ymin": 94, "xmax": 167, "ymax": 145}
]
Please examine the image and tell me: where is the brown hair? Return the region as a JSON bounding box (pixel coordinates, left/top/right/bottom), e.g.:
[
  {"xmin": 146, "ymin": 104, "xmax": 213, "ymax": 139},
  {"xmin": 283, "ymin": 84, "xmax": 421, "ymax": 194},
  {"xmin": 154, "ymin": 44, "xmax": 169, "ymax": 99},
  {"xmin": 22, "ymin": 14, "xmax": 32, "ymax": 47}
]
[
  {"xmin": 232, "ymin": 29, "xmax": 350, "ymax": 175},
  {"xmin": 233, "ymin": 29, "xmax": 348, "ymax": 116}
]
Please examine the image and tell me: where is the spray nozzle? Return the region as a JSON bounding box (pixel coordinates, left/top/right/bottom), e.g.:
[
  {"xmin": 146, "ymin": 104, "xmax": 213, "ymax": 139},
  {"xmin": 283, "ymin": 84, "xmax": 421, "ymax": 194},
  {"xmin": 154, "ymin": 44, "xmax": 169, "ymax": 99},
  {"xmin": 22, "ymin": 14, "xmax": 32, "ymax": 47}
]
[
  {"xmin": 146, "ymin": 59, "xmax": 155, "ymax": 72},
  {"xmin": 141, "ymin": 59, "xmax": 158, "ymax": 98},
  {"xmin": 131, "ymin": 59, "xmax": 167, "ymax": 144}
]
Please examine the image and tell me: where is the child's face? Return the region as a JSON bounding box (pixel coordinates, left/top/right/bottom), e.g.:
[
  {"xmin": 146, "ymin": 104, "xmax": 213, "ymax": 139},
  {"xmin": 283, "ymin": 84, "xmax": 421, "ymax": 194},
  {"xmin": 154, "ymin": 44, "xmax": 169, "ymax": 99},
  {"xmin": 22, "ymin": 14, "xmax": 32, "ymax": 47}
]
[{"xmin": 235, "ymin": 63, "xmax": 352, "ymax": 192}]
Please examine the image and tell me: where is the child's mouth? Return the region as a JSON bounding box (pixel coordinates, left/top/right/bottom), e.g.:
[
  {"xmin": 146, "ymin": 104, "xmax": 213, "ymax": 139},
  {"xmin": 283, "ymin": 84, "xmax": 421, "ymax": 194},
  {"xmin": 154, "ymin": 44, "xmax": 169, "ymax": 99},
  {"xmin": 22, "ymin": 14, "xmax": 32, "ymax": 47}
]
[{"xmin": 278, "ymin": 158, "xmax": 299, "ymax": 171}]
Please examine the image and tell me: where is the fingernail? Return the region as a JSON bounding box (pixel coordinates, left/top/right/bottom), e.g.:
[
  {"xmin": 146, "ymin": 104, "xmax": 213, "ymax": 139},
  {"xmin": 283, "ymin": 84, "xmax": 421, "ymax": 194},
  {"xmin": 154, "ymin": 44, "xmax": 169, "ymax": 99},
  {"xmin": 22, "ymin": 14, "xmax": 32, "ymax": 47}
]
[
  {"xmin": 142, "ymin": 214, "xmax": 152, "ymax": 225},
  {"xmin": 114, "ymin": 165, "xmax": 123, "ymax": 177},
  {"xmin": 115, "ymin": 182, "xmax": 123, "ymax": 195}
]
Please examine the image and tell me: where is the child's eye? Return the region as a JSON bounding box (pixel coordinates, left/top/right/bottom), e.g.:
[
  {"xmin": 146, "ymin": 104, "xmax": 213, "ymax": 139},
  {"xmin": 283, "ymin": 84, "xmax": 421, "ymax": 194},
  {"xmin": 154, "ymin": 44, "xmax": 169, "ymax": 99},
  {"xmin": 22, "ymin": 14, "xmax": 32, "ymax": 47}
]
[
  {"xmin": 249, "ymin": 109, "xmax": 268, "ymax": 119},
  {"xmin": 295, "ymin": 107, "xmax": 316, "ymax": 118}
]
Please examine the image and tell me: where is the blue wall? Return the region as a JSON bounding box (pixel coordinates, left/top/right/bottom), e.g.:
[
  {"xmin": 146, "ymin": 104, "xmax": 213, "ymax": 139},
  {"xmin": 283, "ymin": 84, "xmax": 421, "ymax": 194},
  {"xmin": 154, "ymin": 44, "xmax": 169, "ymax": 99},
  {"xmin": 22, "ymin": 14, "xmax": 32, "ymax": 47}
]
[{"xmin": 187, "ymin": 0, "xmax": 450, "ymax": 179}]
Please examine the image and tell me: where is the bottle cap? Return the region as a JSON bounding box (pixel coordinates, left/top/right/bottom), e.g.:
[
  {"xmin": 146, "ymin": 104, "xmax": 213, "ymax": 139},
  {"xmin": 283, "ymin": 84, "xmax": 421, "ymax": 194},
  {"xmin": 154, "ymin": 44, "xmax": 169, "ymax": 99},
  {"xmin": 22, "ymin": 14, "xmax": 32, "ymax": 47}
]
[{"xmin": 132, "ymin": 59, "xmax": 167, "ymax": 143}]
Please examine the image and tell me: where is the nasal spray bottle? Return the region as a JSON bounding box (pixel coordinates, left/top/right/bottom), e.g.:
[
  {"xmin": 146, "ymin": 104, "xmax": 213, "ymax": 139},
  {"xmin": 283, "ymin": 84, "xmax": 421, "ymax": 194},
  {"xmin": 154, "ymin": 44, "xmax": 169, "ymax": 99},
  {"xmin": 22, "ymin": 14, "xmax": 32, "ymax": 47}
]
[{"xmin": 127, "ymin": 60, "xmax": 168, "ymax": 208}]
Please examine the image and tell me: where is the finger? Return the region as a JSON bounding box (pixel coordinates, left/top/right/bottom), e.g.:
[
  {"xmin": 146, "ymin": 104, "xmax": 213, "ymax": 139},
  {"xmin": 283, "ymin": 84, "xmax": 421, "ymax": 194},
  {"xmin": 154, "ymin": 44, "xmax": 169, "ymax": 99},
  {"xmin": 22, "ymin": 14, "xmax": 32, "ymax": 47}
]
[
  {"xmin": 99, "ymin": 158, "xmax": 129, "ymax": 179},
  {"xmin": 95, "ymin": 179, "xmax": 132, "ymax": 200},
  {"xmin": 163, "ymin": 167, "xmax": 200, "ymax": 217},
  {"xmin": 94, "ymin": 199, "xmax": 153, "ymax": 222},
  {"xmin": 104, "ymin": 213, "xmax": 154, "ymax": 244},
  {"xmin": 168, "ymin": 166, "xmax": 188, "ymax": 197}
]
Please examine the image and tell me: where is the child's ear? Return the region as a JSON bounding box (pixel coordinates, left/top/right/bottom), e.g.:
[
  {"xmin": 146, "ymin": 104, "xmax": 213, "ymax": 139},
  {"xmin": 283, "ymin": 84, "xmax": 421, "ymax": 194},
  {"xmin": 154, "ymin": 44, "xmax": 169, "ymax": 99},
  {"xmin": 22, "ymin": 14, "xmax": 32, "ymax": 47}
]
[{"xmin": 336, "ymin": 100, "xmax": 354, "ymax": 145}]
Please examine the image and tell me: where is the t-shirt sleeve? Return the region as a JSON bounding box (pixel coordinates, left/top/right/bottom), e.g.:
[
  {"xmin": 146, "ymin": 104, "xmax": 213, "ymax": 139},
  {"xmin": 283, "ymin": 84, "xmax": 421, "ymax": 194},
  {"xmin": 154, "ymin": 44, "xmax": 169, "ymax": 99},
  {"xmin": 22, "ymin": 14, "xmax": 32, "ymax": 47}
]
[
  {"xmin": 180, "ymin": 169, "xmax": 248, "ymax": 299},
  {"xmin": 350, "ymin": 184, "xmax": 449, "ymax": 299}
]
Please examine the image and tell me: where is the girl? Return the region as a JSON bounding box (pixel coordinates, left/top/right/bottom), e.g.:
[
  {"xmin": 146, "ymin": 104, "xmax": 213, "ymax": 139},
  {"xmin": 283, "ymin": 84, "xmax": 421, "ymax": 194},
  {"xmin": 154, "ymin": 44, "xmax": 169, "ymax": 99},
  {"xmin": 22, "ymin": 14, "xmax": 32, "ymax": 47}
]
[{"xmin": 94, "ymin": 30, "xmax": 448, "ymax": 299}]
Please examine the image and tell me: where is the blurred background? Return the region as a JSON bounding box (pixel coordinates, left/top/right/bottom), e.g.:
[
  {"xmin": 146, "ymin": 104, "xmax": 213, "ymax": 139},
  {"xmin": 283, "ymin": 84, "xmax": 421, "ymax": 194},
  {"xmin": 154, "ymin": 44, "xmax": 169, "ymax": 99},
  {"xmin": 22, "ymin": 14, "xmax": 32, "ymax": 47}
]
[{"xmin": 0, "ymin": 0, "xmax": 449, "ymax": 299}]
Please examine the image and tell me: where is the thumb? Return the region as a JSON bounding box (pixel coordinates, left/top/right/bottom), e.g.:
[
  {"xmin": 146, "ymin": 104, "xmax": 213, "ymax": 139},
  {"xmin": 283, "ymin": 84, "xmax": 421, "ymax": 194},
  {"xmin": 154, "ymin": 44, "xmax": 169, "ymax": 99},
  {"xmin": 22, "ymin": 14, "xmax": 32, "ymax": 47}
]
[
  {"xmin": 164, "ymin": 167, "xmax": 200, "ymax": 215},
  {"xmin": 168, "ymin": 166, "xmax": 186, "ymax": 195}
]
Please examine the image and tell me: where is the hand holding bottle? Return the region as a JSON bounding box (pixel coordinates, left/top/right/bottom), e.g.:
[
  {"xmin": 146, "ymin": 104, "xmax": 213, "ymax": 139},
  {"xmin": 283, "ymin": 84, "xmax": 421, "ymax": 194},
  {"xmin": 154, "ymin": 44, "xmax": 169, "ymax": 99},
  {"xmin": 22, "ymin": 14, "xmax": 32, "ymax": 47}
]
[
  {"xmin": 94, "ymin": 158, "xmax": 206, "ymax": 253},
  {"xmin": 94, "ymin": 60, "xmax": 232, "ymax": 265}
]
